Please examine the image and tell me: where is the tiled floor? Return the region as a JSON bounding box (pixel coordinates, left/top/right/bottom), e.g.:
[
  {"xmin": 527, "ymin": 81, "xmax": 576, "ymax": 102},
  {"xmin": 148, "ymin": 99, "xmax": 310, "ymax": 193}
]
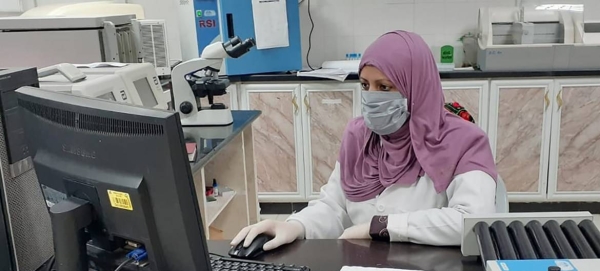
[{"xmin": 261, "ymin": 214, "xmax": 600, "ymax": 228}]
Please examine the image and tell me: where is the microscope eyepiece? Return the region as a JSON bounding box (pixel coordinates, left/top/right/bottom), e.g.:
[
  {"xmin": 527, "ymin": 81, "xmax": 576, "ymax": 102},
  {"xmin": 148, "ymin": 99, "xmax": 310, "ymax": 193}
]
[
  {"xmin": 223, "ymin": 37, "xmax": 242, "ymax": 48},
  {"xmin": 224, "ymin": 37, "xmax": 256, "ymax": 58}
]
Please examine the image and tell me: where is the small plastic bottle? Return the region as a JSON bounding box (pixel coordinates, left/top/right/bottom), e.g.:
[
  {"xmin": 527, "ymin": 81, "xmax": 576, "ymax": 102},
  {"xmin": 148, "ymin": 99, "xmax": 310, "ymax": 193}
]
[{"xmin": 212, "ymin": 179, "xmax": 220, "ymax": 196}]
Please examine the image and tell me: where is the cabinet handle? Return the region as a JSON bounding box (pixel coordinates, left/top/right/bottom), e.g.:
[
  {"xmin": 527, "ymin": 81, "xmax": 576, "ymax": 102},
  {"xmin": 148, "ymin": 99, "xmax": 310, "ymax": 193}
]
[
  {"xmin": 303, "ymin": 94, "xmax": 311, "ymax": 113},
  {"xmin": 556, "ymin": 89, "xmax": 564, "ymax": 110},
  {"xmin": 544, "ymin": 91, "xmax": 550, "ymax": 110},
  {"xmin": 292, "ymin": 95, "xmax": 299, "ymax": 115}
]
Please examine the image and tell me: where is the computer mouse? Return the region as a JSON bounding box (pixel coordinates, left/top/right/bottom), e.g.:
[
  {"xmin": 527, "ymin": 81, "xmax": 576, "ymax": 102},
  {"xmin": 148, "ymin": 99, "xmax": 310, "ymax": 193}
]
[{"xmin": 228, "ymin": 233, "xmax": 273, "ymax": 259}]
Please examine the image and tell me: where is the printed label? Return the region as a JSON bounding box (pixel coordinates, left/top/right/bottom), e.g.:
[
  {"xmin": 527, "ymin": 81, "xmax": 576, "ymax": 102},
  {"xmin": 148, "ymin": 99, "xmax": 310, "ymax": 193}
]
[{"xmin": 107, "ymin": 190, "xmax": 133, "ymax": 211}]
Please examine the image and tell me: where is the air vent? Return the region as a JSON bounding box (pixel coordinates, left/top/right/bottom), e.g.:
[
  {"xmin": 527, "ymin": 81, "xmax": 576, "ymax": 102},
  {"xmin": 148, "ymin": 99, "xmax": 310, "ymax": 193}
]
[
  {"xmin": 19, "ymin": 100, "xmax": 164, "ymax": 136},
  {"xmin": 135, "ymin": 19, "xmax": 170, "ymax": 76}
]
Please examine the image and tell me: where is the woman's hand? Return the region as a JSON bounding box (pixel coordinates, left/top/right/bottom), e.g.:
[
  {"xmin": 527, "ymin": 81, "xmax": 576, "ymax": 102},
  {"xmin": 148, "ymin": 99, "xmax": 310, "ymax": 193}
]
[
  {"xmin": 338, "ymin": 223, "xmax": 371, "ymax": 239},
  {"xmin": 231, "ymin": 220, "xmax": 305, "ymax": 251}
]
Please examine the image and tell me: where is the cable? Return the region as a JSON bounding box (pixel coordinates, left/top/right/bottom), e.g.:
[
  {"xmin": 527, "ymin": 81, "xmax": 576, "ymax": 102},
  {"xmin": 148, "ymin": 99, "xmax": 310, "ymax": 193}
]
[
  {"xmin": 306, "ymin": 0, "xmax": 315, "ymax": 70},
  {"xmin": 114, "ymin": 258, "xmax": 134, "ymax": 271}
]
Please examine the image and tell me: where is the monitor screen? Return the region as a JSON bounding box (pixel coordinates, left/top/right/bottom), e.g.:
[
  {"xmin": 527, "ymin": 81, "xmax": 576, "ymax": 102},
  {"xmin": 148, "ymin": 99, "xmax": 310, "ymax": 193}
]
[
  {"xmin": 133, "ymin": 78, "xmax": 158, "ymax": 107},
  {"xmin": 96, "ymin": 91, "xmax": 116, "ymax": 101}
]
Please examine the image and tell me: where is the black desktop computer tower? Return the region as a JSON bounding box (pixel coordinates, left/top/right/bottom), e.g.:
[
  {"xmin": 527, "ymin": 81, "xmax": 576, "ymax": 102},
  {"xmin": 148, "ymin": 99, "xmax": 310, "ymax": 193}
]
[{"xmin": 0, "ymin": 68, "xmax": 53, "ymax": 271}]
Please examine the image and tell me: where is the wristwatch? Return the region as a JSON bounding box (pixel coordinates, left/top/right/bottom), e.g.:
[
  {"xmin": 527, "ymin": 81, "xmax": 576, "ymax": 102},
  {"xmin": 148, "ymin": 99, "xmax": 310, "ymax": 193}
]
[{"xmin": 369, "ymin": 215, "xmax": 390, "ymax": 241}]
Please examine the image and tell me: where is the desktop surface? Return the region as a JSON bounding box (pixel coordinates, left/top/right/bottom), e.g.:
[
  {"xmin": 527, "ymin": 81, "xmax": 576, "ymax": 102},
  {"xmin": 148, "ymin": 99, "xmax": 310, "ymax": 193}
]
[{"xmin": 209, "ymin": 240, "xmax": 484, "ymax": 271}]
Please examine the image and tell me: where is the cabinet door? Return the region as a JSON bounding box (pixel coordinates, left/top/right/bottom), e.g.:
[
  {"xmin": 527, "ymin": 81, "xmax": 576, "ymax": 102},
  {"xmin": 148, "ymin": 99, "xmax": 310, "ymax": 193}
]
[
  {"xmin": 302, "ymin": 83, "xmax": 361, "ymax": 199},
  {"xmin": 548, "ymin": 80, "xmax": 600, "ymax": 201},
  {"xmin": 489, "ymin": 80, "xmax": 553, "ymax": 202},
  {"xmin": 442, "ymin": 81, "xmax": 489, "ymax": 133},
  {"xmin": 240, "ymin": 84, "xmax": 305, "ymax": 202}
]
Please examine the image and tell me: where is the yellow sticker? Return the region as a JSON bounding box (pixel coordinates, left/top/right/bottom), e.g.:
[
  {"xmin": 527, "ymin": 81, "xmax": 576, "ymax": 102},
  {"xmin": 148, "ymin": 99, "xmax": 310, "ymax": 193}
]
[{"xmin": 107, "ymin": 190, "xmax": 133, "ymax": 211}]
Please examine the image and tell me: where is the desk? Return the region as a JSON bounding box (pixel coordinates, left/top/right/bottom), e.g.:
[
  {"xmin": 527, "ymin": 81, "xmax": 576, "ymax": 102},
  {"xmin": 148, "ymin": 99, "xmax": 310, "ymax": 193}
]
[{"xmin": 209, "ymin": 240, "xmax": 484, "ymax": 271}]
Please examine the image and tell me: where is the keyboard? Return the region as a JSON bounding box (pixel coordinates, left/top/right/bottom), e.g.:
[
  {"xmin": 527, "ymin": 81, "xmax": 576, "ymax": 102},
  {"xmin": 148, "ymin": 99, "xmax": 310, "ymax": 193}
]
[{"xmin": 210, "ymin": 254, "xmax": 310, "ymax": 271}]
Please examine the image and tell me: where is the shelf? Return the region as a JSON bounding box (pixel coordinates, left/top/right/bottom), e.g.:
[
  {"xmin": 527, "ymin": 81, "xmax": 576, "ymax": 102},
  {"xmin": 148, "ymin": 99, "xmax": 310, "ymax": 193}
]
[{"xmin": 206, "ymin": 191, "xmax": 237, "ymax": 225}]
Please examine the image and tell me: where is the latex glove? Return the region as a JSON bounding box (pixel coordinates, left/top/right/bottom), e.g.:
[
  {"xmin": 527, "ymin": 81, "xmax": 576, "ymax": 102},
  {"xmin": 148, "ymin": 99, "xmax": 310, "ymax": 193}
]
[
  {"xmin": 231, "ymin": 220, "xmax": 305, "ymax": 251},
  {"xmin": 338, "ymin": 223, "xmax": 371, "ymax": 240}
]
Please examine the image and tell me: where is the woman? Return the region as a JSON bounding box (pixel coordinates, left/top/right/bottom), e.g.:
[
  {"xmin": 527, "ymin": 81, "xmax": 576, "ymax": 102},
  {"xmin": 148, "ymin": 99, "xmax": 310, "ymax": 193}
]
[{"xmin": 232, "ymin": 31, "xmax": 498, "ymax": 250}]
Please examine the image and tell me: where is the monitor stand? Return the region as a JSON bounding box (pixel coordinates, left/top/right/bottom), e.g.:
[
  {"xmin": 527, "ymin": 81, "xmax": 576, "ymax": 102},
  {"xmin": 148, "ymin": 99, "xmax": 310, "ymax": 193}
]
[{"xmin": 49, "ymin": 197, "xmax": 92, "ymax": 271}]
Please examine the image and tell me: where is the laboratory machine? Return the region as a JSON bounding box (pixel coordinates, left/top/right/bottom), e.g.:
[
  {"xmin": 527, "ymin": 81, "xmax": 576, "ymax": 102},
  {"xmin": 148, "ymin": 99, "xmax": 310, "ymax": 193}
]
[
  {"xmin": 172, "ymin": 36, "xmax": 255, "ymax": 127},
  {"xmin": 17, "ymin": 2, "xmax": 171, "ymax": 76},
  {"xmin": 0, "ymin": 15, "xmax": 138, "ymax": 68},
  {"xmin": 38, "ymin": 63, "xmax": 168, "ymax": 110},
  {"xmin": 462, "ymin": 212, "xmax": 600, "ymax": 271},
  {"xmin": 178, "ymin": 0, "xmax": 302, "ymax": 75},
  {"xmin": 477, "ymin": 6, "xmax": 600, "ymax": 71}
]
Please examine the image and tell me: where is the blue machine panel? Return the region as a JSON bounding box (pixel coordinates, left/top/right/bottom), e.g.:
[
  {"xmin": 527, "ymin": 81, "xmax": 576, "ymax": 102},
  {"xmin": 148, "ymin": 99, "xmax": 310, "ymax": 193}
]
[
  {"xmin": 218, "ymin": 0, "xmax": 302, "ymax": 75},
  {"xmin": 193, "ymin": 0, "xmax": 221, "ymax": 54}
]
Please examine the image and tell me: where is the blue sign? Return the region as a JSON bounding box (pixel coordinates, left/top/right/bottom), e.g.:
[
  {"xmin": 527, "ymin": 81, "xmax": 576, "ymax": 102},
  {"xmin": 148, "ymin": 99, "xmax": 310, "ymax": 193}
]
[
  {"xmin": 193, "ymin": 0, "xmax": 220, "ymax": 56},
  {"xmin": 495, "ymin": 260, "xmax": 577, "ymax": 271}
]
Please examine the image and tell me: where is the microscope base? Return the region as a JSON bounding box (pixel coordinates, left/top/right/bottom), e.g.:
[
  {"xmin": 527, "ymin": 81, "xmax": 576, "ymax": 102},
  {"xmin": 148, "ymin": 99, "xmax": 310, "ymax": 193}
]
[{"xmin": 180, "ymin": 109, "xmax": 234, "ymax": 127}]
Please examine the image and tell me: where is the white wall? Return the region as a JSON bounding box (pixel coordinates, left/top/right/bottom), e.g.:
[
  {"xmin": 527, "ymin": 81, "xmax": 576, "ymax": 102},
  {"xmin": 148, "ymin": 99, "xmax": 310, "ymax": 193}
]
[{"xmin": 298, "ymin": 0, "xmax": 516, "ymax": 67}]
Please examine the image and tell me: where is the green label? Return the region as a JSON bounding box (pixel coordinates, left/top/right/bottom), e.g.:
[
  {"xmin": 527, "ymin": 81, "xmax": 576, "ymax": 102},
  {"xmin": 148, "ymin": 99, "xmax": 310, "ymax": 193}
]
[
  {"xmin": 196, "ymin": 10, "xmax": 203, "ymax": 17},
  {"xmin": 441, "ymin": 45, "xmax": 454, "ymax": 64}
]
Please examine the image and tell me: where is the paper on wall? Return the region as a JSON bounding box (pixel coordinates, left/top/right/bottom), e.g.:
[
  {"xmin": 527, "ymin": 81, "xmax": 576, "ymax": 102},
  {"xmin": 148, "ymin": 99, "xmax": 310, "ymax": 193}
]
[
  {"xmin": 340, "ymin": 266, "xmax": 422, "ymax": 271},
  {"xmin": 251, "ymin": 0, "xmax": 289, "ymax": 50}
]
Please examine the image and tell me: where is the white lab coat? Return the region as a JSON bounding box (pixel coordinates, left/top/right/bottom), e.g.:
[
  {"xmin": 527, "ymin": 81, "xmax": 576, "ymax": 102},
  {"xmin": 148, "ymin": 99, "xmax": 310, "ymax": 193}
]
[{"xmin": 287, "ymin": 162, "xmax": 496, "ymax": 246}]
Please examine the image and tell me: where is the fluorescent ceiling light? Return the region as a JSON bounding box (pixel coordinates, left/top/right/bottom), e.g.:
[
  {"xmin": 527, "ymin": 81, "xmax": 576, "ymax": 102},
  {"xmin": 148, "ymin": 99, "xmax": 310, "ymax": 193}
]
[{"xmin": 535, "ymin": 4, "xmax": 583, "ymax": 11}]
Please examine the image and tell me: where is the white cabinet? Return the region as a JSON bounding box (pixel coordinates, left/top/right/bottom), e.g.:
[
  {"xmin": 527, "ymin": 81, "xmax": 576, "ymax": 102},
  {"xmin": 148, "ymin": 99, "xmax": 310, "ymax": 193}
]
[
  {"xmin": 240, "ymin": 84, "xmax": 306, "ymax": 202},
  {"xmin": 488, "ymin": 80, "xmax": 554, "ymax": 202},
  {"xmin": 240, "ymin": 83, "xmax": 360, "ymax": 202},
  {"xmin": 548, "ymin": 79, "xmax": 600, "ymax": 201},
  {"xmin": 238, "ymin": 77, "xmax": 600, "ymax": 203},
  {"xmin": 442, "ymin": 80, "xmax": 490, "ymax": 133},
  {"xmin": 301, "ymin": 83, "xmax": 361, "ymax": 200},
  {"xmin": 487, "ymin": 78, "xmax": 600, "ymax": 202}
]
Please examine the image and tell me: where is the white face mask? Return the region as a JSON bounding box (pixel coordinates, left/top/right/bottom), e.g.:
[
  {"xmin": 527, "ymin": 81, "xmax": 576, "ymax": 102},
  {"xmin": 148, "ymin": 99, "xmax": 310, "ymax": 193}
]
[{"xmin": 361, "ymin": 91, "xmax": 409, "ymax": 135}]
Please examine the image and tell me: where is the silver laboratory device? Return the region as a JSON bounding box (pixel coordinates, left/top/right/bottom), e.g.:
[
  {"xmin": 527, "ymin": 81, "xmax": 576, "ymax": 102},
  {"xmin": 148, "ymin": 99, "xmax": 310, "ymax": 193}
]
[
  {"xmin": 0, "ymin": 15, "xmax": 138, "ymax": 68},
  {"xmin": 477, "ymin": 6, "xmax": 600, "ymax": 71},
  {"xmin": 13, "ymin": 2, "xmax": 172, "ymax": 77},
  {"xmin": 462, "ymin": 212, "xmax": 600, "ymax": 271},
  {"xmin": 172, "ymin": 36, "xmax": 255, "ymax": 127},
  {"xmin": 76, "ymin": 63, "xmax": 168, "ymax": 109},
  {"xmin": 38, "ymin": 63, "xmax": 167, "ymax": 110}
]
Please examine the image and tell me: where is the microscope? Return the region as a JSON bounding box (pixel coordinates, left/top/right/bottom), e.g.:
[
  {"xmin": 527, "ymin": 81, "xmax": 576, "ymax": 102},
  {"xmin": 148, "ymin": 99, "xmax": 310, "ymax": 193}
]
[{"xmin": 172, "ymin": 36, "xmax": 255, "ymax": 126}]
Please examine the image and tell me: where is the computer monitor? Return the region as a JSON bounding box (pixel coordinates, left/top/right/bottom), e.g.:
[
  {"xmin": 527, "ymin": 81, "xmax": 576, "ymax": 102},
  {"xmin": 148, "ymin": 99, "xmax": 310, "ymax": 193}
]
[{"xmin": 16, "ymin": 86, "xmax": 211, "ymax": 271}]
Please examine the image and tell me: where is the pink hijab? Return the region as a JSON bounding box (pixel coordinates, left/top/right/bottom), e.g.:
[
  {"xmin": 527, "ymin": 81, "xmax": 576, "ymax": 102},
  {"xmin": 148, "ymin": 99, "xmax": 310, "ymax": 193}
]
[{"xmin": 339, "ymin": 31, "xmax": 497, "ymax": 202}]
